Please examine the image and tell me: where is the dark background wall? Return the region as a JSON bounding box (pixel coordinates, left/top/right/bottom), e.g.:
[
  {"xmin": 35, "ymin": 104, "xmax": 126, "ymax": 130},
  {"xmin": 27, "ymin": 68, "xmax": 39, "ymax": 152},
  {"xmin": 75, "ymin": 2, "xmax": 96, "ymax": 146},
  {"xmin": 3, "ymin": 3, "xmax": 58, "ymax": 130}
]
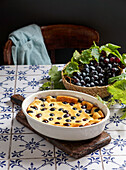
[{"xmin": 0, "ymin": 0, "xmax": 126, "ymax": 65}]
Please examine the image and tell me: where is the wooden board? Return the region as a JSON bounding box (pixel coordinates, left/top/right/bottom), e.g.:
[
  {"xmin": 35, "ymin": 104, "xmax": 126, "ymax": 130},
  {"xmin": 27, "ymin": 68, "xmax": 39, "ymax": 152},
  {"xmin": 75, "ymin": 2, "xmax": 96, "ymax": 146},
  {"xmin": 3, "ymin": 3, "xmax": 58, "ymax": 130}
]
[{"xmin": 16, "ymin": 110, "xmax": 111, "ymax": 159}]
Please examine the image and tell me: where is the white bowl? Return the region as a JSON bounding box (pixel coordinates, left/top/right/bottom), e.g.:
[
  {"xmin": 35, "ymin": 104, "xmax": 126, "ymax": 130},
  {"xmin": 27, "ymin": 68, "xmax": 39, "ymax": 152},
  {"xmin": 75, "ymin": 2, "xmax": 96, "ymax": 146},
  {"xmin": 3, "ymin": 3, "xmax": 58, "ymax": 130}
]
[{"xmin": 22, "ymin": 90, "xmax": 110, "ymax": 141}]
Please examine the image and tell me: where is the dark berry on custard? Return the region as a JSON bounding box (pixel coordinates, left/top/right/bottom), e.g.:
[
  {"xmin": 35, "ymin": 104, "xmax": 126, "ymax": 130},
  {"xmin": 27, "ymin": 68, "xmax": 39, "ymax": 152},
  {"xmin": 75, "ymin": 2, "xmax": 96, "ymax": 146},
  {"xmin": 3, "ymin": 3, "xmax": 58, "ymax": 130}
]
[
  {"xmin": 50, "ymin": 113, "xmax": 55, "ymax": 116},
  {"xmin": 58, "ymin": 108, "xmax": 64, "ymax": 111},
  {"xmin": 27, "ymin": 110, "xmax": 33, "ymax": 113},
  {"xmin": 42, "ymin": 119, "xmax": 48, "ymax": 123},
  {"xmin": 85, "ymin": 109, "xmax": 91, "ymax": 113},
  {"xmin": 63, "ymin": 113, "xmax": 70, "ymax": 118},
  {"xmin": 30, "ymin": 106, "xmax": 38, "ymax": 110},
  {"xmin": 55, "ymin": 122, "xmax": 60, "ymax": 124},
  {"xmin": 36, "ymin": 113, "xmax": 42, "ymax": 118},
  {"xmin": 73, "ymin": 107, "xmax": 77, "ymax": 110},
  {"xmin": 57, "ymin": 117, "xmax": 62, "ymax": 120},
  {"xmin": 71, "ymin": 116, "xmax": 76, "ymax": 120},
  {"xmin": 65, "ymin": 119, "xmax": 71, "ymax": 122},
  {"xmin": 49, "ymin": 117, "xmax": 53, "ymax": 121},
  {"xmin": 70, "ymin": 102, "xmax": 75, "ymax": 106},
  {"xmin": 63, "ymin": 123, "xmax": 71, "ymax": 126},
  {"xmin": 62, "ymin": 101, "xmax": 68, "ymax": 104},
  {"xmin": 63, "ymin": 110, "xmax": 69, "ymax": 113},
  {"xmin": 76, "ymin": 113, "xmax": 80, "ymax": 117},
  {"xmin": 94, "ymin": 108, "xmax": 100, "ymax": 112},
  {"xmin": 41, "ymin": 104, "xmax": 45, "ymax": 107},
  {"xmin": 81, "ymin": 105, "xmax": 87, "ymax": 109},
  {"xmin": 41, "ymin": 108, "xmax": 47, "ymax": 111},
  {"xmin": 75, "ymin": 120, "xmax": 81, "ymax": 123},
  {"xmin": 82, "ymin": 118, "xmax": 88, "ymax": 121},
  {"xmin": 49, "ymin": 103, "xmax": 54, "ymax": 107},
  {"xmin": 50, "ymin": 108, "xmax": 55, "ymax": 111},
  {"xmin": 79, "ymin": 125, "xmax": 84, "ymax": 127},
  {"xmin": 52, "ymin": 96, "xmax": 56, "ymax": 98},
  {"xmin": 39, "ymin": 98, "xmax": 46, "ymax": 102}
]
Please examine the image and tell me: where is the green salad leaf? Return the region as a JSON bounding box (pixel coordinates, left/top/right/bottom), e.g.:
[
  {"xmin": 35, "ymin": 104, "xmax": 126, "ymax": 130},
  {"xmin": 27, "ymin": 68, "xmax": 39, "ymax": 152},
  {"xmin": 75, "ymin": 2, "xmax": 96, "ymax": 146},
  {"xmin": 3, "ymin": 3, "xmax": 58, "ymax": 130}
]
[
  {"xmin": 108, "ymin": 73, "xmax": 126, "ymax": 84},
  {"xmin": 107, "ymin": 79, "xmax": 126, "ymax": 104},
  {"xmin": 79, "ymin": 49, "xmax": 92, "ymax": 64},
  {"xmin": 72, "ymin": 50, "xmax": 81, "ymax": 62},
  {"xmin": 63, "ymin": 61, "xmax": 79, "ymax": 77},
  {"xmin": 40, "ymin": 66, "xmax": 65, "ymax": 90}
]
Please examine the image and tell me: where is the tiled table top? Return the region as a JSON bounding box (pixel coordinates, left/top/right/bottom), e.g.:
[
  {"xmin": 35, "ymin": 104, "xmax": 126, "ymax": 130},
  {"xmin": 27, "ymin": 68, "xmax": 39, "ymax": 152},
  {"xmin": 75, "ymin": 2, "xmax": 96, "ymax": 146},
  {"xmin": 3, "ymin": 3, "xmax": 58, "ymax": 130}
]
[{"xmin": 0, "ymin": 65, "xmax": 126, "ymax": 170}]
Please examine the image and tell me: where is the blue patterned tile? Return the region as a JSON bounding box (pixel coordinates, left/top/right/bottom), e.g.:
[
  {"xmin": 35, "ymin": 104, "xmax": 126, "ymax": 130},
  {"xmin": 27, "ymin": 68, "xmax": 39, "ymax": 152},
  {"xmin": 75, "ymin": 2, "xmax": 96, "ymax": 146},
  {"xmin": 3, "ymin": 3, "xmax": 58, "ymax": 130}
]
[
  {"xmin": 17, "ymin": 65, "xmax": 51, "ymax": 75},
  {"xmin": 0, "ymin": 65, "xmax": 16, "ymax": 76},
  {"xmin": 0, "ymin": 93, "xmax": 12, "ymax": 112},
  {"xmin": 16, "ymin": 75, "xmax": 42, "ymax": 93},
  {"xmin": 105, "ymin": 108, "xmax": 126, "ymax": 130},
  {"xmin": 0, "ymin": 160, "xmax": 8, "ymax": 170},
  {"xmin": 101, "ymin": 131, "xmax": 126, "ymax": 156},
  {"xmin": 0, "ymin": 135, "xmax": 10, "ymax": 159},
  {"xmin": 56, "ymin": 156, "xmax": 103, "ymax": 170},
  {"xmin": 13, "ymin": 93, "xmax": 34, "ymax": 113},
  {"xmin": 55, "ymin": 148, "xmax": 100, "ymax": 159},
  {"xmin": 103, "ymin": 155, "xmax": 126, "ymax": 170},
  {"xmin": 10, "ymin": 134, "xmax": 54, "ymax": 159},
  {"xmin": 0, "ymin": 76, "xmax": 15, "ymax": 93},
  {"xmin": 9, "ymin": 158, "xmax": 55, "ymax": 170},
  {"xmin": 12, "ymin": 113, "xmax": 33, "ymax": 134},
  {"xmin": 0, "ymin": 112, "xmax": 12, "ymax": 134}
]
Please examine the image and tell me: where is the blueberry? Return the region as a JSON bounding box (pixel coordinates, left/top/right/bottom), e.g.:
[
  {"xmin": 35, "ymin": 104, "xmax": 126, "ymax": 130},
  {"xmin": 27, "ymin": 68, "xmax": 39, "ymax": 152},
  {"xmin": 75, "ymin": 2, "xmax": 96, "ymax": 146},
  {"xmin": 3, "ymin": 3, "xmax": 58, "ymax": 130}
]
[
  {"xmin": 50, "ymin": 113, "xmax": 54, "ymax": 116},
  {"xmin": 71, "ymin": 116, "xmax": 76, "ymax": 120},
  {"xmin": 36, "ymin": 113, "xmax": 42, "ymax": 118},
  {"xmin": 85, "ymin": 109, "xmax": 91, "ymax": 113},
  {"xmin": 63, "ymin": 113, "xmax": 70, "ymax": 118},
  {"xmin": 50, "ymin": 108, "xmax": 55, "ymax": 111},
  {"xmin": 63, "ymin": 123, "xmax": 71, "ymax": 126},
  {"xmin": 49, "ymin": 117, "xmax": 53, "ymax": 121},
  {"xmin": 65, "ymin": 119, "xmax": 71, "ymax": 122},
  {"xmin": 42, "ymin": 119, "xmax": 48, "ymax": 123},
  {"xmin": 27, "ymin": 110, "xmax": 33, "ymax": 113},
  {"xmin": 30, "ymin": 106, "xmax": 38, "ymax": 110},
  {"xmin": 62, "ymin": 101, "xmax": 68, "ymax": 104},
  {"xmin": 57, "ymin": 117, "xmax": 62, "ymax": 120}
]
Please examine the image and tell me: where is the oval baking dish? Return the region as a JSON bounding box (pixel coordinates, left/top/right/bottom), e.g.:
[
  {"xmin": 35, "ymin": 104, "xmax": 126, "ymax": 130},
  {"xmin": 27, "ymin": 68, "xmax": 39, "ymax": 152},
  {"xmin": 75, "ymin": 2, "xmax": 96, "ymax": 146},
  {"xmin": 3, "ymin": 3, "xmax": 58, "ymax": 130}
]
[{"xmin": 22, "ymin": 90, "xmax": 110, "ymax": 141}]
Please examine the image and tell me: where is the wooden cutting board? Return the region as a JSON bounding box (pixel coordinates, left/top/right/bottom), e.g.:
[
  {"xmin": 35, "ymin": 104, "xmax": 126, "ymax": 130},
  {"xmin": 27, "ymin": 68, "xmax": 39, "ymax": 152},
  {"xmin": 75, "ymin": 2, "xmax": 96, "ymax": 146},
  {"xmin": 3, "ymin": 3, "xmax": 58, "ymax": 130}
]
[
  {"xmin": 11, "ymin": 94, "xmax": 111, "ymax": 159},
  {"xmin": 16, "ymin": 110, "xmax": 111, "ymax": 159}
]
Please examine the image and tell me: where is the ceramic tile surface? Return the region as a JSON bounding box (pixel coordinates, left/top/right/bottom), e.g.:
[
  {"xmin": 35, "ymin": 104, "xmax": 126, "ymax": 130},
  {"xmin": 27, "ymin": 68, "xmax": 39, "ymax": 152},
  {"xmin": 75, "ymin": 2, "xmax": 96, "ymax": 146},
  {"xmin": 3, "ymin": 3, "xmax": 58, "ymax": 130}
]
[{"xmin": 0, "ymin": 65, "xmax": 126, "ymax": 170}]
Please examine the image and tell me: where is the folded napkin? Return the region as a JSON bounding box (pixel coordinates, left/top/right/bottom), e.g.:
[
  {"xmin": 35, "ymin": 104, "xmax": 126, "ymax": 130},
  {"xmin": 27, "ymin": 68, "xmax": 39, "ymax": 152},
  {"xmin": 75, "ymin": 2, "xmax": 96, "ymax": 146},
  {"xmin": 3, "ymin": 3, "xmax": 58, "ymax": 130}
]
[{"xmin": 9, "ymin": 24, "xmax": 51, "ymax": 65}]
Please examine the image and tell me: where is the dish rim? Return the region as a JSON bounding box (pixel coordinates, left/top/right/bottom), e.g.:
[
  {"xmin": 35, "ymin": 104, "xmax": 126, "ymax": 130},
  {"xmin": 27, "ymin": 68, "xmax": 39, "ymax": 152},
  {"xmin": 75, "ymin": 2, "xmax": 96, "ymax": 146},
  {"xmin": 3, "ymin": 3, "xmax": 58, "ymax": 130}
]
[{"xmin": 22, "ymin": 90, "xmax": 110, "ymax": 129}]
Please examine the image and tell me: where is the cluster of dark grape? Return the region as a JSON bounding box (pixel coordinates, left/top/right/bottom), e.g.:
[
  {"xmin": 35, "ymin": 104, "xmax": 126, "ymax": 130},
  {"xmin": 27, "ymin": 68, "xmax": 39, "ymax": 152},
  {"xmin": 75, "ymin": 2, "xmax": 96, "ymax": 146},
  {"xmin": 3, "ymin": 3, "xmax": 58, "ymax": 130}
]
[{"xmin": 66, "ymin": 53, "xmax": 124, "ymax": 87}]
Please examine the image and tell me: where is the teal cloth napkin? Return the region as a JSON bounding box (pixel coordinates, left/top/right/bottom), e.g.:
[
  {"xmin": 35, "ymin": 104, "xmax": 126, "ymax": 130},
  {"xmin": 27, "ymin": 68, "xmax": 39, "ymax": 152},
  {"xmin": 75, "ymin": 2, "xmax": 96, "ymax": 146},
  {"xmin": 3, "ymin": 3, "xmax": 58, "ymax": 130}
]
[{"xmin": 9, "ymin": 24, "xmax": 51, "ymax": 65}]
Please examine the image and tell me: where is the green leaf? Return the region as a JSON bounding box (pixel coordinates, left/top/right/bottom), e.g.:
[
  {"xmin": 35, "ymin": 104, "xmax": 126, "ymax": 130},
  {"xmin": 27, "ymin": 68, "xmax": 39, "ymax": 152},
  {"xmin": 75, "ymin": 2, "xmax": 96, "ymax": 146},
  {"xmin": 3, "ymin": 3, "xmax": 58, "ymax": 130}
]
[
  {"xmin": 106, "ymin": 43, "xmax": 121, "ymax": 50},
  {"xmin": 99, "ymin": 45, "xmax": 112, "ymax": 56},
  {"xmin": 79, "ymin": 49, "xmax": 93, "ymax": 64},
  {"xmin": 40, "ymin": 66, "xmax": 65, "ymax": 90},
  {"xmin": 64, "ymin": 62, "xmax": 79, "ymax": 76},
  {"xmin": 108, "ymin": 73, "xmax": 126, "ymax": 84},
  {"xmin": 91, "ymin": 47, "xmax": 100, "ymax": 62},
  {"xmin": 122, "ymin": 53, "xmax": 126, "ymax": 66},
  {"xmin": 72, "ymin": 50, "xmax": 81, "ymax": 62},
  {"xmin": 39, "ymin": 81, "xmax": 52, "ymax": 90},
  {"xmin": 107, "ymin": 80, "xmax": 126, "ymax": 104},
  {"xmin": 49, "ymin": 66, "xmax": 58, "ymax": 78}
]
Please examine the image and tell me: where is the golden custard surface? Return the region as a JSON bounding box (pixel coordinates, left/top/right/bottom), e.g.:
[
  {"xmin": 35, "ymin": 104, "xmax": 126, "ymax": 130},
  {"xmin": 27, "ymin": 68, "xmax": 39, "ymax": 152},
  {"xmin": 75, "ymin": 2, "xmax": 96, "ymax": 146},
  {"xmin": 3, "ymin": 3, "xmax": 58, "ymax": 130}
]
[{"xmin": 27, "ymin": 95, "xmax": 105, "ymax": 127}]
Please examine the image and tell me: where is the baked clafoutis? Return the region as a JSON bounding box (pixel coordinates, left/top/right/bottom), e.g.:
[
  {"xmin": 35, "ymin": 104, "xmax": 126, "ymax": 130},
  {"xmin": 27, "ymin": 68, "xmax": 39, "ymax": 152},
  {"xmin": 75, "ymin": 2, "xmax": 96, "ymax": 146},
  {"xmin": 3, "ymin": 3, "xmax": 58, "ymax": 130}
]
[{"xmin": 27, "ymin": 95, "xmax": 105, "ymax": 127}]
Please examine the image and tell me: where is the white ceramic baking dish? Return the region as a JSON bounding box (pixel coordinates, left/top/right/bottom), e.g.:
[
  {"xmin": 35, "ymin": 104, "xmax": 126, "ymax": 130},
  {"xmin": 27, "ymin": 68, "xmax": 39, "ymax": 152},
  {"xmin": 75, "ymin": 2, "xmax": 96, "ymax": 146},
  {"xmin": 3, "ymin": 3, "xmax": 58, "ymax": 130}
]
[{"xmin": 22, "ymin": 90, "xmax": 110, "ymax": 141}]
